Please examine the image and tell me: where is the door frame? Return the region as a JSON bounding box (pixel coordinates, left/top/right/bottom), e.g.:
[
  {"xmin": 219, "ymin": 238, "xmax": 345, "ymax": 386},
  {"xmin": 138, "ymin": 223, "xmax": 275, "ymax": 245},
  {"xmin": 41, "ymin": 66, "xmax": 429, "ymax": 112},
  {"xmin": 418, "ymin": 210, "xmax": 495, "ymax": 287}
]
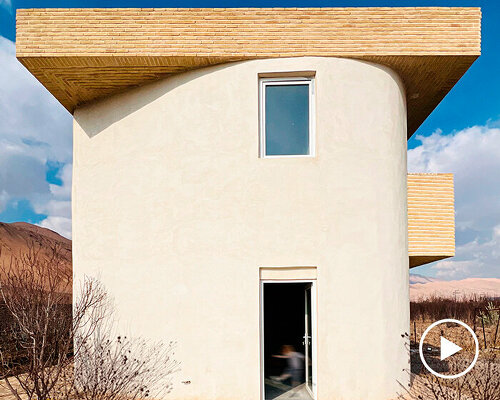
[{"xmin": 259, "ymin": 279, "xmax": 318, "ymax": 400}]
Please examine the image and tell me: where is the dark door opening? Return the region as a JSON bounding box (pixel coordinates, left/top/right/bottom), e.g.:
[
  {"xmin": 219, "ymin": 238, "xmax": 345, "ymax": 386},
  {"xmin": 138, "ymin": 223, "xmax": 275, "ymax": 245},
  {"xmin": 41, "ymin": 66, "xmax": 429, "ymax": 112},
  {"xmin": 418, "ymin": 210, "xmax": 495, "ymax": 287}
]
[{"xmin": 262, "ymin": 282, "xmax": 314, "ymax": 400}]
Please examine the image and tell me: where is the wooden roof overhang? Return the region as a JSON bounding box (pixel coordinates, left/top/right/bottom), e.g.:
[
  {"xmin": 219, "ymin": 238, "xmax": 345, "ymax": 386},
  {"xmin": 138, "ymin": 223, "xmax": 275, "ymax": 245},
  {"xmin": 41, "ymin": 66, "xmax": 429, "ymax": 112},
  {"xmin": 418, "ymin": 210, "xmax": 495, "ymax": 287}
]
[{"xmin": 16, "ymin": 7, "xmax": 481, "ymax": 137}]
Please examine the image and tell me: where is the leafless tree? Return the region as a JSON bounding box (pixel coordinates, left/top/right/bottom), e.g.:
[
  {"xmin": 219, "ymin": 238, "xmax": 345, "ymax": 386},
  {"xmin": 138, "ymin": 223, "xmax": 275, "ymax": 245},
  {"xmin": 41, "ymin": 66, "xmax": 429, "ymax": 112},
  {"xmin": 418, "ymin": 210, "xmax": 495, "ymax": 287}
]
[
  {"xmin": 464, "ymin": 353, "xmax": 500, "ymax": 400},
  {"xmin": 400, "ymin": 353, "xmax": 500, "ymax": 400},
  {"xmin": 0, "ymin": 242, "xmax": 107, "ymax": 400},
  {"xmin": 73, "ymin": 330, "xmax": 178, "ymax": 400},
  {"xmin": 0, "ymin": 242, "xmax": 179, "ymax": 400}
]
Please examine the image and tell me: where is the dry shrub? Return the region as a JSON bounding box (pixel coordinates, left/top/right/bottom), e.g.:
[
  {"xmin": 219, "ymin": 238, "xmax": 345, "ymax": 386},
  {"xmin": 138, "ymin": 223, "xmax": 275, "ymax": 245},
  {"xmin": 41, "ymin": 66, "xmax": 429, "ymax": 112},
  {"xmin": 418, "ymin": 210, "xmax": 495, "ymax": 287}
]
[
  {"xmin": 411, "ymin": 295, "xmax": 500, "ymax": 324},
  {"xmin": 0, "ymin": 242, "xmax": 179, "ymax": 400},
  {"xmin": 0, "ymin": 243, "xmax": 102, "ymax": 400},
  {"xmin": 405, "ymin": 295, "xmax": 500, "ymax": 399},
  {"xmin": 402, "ymin": 353, "xmax": 500, "ymax": 400},
  {"xmin": 73, "ymin": 316, "xmax": 179, "ymax": 400}
]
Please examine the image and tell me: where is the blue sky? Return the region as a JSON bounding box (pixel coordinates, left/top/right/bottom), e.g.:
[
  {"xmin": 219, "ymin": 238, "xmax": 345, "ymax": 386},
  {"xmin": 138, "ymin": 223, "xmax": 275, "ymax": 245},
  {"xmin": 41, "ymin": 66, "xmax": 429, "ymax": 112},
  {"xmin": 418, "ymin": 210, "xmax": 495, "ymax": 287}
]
[{"xmin": 0, "ymin": 0, "xmax": 499, "ymax": 279}]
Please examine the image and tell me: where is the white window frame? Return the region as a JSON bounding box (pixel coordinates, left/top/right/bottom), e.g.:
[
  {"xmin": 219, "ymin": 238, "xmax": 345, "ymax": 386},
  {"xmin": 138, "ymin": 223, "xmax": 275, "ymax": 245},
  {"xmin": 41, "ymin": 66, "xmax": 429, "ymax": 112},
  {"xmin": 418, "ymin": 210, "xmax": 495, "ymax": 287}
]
[{"xmin": 259, "ymin": 77, "xmax": 316, "ymax": 158}]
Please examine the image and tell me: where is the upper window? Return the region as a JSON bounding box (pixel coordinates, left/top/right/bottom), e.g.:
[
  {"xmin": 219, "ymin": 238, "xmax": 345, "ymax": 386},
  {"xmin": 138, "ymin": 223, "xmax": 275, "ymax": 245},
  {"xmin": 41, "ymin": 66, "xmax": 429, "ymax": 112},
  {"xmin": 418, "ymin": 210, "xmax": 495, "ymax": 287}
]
[{"xmin": 259, "ymin": 77, "xmax": 314, "ymax": 157}]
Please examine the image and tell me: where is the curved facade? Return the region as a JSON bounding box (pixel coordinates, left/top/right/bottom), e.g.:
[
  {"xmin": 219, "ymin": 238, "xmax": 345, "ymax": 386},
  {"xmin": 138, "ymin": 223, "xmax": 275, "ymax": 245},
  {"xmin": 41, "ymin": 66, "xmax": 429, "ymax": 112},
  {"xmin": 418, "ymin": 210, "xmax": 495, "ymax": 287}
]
[{"xmin": 73, "ymin": 57, "xmax": 408, "ymax": 399}]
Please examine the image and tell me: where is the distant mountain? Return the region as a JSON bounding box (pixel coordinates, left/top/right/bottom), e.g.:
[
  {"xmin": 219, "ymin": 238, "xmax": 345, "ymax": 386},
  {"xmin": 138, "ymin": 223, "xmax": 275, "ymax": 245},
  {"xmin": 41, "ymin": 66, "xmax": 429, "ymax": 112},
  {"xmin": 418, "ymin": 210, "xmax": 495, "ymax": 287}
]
[
  {"xmin": 409, "ymin": 273, "xmax": 441, "ymax": 285},
  {"xmin": 410, "ymin": 273, "xmax": 500, "ymax": 301},
  {"xmin": 0, "ymin": 222, "xmax": 72, "ymax": 282},
  {"xmin": 1, "ymin": 223, "xmax": 498, "ymax": 303}
]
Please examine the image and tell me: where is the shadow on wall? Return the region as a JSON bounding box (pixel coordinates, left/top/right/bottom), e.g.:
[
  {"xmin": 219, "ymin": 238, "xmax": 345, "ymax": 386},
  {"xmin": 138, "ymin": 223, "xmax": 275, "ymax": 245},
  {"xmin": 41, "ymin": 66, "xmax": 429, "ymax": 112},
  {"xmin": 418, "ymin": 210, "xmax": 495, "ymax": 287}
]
[
  {"xmin": 74, "ymin": 61, "xmax": 243, "ymax": 139},
  {"xmin": 73, "ymin": 57, "xmax": 404, "ymax": 139}
]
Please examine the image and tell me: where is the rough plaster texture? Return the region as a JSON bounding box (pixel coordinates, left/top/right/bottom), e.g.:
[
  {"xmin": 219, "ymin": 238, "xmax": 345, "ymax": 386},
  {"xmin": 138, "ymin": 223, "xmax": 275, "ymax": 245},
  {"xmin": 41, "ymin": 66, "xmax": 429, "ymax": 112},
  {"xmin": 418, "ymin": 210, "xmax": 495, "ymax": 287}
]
[{"xmin": 73, "ymin": 57, "xmax": 409, "ymax": 400}]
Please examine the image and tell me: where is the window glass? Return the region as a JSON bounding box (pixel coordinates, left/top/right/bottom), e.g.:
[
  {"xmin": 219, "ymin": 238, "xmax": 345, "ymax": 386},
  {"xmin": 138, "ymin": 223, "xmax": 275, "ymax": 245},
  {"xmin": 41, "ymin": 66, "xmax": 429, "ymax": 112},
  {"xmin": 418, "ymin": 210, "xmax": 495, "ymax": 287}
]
[{"xmin": 264, "ymin": 83, "xmax": 310, "ymax": 156}]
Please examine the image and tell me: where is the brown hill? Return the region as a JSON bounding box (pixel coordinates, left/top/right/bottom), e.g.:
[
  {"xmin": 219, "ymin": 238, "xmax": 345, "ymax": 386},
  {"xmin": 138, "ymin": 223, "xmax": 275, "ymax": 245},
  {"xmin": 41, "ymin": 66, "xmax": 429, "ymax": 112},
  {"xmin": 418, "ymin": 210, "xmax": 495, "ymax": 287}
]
[{"xmin": 0, "ymin": 221, "xmax": 72, "ymax": 283}]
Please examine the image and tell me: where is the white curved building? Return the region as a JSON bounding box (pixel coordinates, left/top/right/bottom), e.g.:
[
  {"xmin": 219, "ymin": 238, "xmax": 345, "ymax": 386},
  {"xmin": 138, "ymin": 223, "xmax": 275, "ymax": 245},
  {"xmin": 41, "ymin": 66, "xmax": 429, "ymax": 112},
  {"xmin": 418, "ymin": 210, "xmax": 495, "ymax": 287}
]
[{"xmin": 17, "ymin": 7, "xmax": 480, "ymax": 400}]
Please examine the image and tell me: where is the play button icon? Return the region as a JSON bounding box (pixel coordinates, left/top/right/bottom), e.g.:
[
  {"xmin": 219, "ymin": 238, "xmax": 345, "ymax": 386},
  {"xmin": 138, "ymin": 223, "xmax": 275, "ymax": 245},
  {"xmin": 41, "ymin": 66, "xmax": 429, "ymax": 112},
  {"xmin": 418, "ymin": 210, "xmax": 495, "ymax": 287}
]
[
  {"xmin": 419, "ymin": 319, "xmax": 479, "ymax": 379},
  {"xmin": 440, "ymin": 336, "xmax": 462, "ymax": 361}
]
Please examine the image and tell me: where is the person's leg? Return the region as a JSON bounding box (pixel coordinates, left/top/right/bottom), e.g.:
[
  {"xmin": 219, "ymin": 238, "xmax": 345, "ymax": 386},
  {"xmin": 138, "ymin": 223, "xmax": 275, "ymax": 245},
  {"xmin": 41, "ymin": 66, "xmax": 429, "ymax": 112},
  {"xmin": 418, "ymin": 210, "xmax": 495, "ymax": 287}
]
[
  {"xmin": 290, "ymin": 369, "xmax": 302, "ymax": 387},
  {"xmin": 271, "ymin": 366, "xmax": 292, "ymax": 382},
  {"xmin": 272, "ymin": 372, "xmax": 291, "ymax": 382}
]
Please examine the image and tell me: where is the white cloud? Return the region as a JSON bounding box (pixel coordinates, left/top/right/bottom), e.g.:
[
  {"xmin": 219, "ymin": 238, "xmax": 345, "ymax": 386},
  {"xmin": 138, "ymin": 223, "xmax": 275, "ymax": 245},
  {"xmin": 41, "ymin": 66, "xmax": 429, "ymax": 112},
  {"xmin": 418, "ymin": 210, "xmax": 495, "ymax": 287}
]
[
  {"xmin": 0, "ymin": 190, "xmax": 8, "ymax": 213},
  {"xmin": 0, "ymin": 37, "xmax": 72, "ymax": 163},
  {"xmin": 408, "ymin": 125, "xmax": 500, "ymax": 279},
  {"xmin": 33, "ymin": 163, "xmax": 72, "ymax": 239},
  {"xmin": 0, "ymin": 0, "xmax": 12, "ymax": 13},
  {"xmin": 432, "ymin": 260, "xmax": 476, "ymax": 280},
  {"xmin": 0, "ymin": 36, "xmax": 73, "ymax": 238},
  {"xmin": 0, "ymin": 152, "xmax": 49, "ymax": 198},
  {"xmin": 432, "ymin": 227, "xmax": 500, "ymax": 280},
  {"xmin": 39, "ymin": 216, "xmax": 72, "ymax": 240},
  {"xmin": 48, "ymin": 163, "xmax": 72, "ymax": 199}
]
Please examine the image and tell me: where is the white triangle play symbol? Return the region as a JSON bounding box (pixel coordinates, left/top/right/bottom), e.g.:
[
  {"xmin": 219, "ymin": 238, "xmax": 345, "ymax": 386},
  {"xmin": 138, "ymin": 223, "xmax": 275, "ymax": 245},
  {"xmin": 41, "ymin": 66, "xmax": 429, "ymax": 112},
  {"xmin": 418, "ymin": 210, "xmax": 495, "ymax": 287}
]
[{"xmin": 440, "ymin": 336, "xmax": 462, "ymax": 361}]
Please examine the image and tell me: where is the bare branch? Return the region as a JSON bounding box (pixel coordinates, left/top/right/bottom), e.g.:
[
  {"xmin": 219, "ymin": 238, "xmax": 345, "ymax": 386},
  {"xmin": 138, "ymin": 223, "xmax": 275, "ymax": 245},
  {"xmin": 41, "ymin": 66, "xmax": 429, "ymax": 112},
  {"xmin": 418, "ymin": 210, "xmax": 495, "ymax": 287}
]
[{"xmin": 1, "ymin": 241, "xmax": 179, "ymax": 400}]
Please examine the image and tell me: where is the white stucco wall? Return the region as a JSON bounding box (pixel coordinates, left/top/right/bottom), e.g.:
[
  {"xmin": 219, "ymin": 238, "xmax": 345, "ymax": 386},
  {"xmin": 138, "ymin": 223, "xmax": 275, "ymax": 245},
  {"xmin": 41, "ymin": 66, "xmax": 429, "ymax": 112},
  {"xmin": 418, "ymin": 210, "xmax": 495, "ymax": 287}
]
[{"xmin": 73, "ymin": 57, "xmax": 409, "ymax": 400}]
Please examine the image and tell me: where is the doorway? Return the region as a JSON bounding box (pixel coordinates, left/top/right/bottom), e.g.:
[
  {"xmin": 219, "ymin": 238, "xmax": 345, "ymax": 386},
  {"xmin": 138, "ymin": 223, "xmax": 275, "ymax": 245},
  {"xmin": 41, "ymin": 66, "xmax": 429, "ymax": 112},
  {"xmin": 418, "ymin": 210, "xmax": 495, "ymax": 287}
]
[{"xmin": 261, "ymin": 281, "xmax": 316, "ymax": 400}]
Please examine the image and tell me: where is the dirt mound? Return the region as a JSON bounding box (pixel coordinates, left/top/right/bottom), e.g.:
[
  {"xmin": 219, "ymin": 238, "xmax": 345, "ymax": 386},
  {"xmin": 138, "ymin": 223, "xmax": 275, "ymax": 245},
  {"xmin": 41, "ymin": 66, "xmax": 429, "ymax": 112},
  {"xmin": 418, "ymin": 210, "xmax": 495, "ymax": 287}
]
[{"xmin": 0, "ymin": 221, "xmax": 72, "ymax": 282}]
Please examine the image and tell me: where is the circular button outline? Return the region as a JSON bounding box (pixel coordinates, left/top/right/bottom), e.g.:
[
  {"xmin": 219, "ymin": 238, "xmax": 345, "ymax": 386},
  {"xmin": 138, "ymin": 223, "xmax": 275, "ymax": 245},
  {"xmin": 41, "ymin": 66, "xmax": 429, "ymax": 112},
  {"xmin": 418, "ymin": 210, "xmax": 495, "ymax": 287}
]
[{"xmin": 419, "ymin": 318, "xmax": 479, "ymax": 379}]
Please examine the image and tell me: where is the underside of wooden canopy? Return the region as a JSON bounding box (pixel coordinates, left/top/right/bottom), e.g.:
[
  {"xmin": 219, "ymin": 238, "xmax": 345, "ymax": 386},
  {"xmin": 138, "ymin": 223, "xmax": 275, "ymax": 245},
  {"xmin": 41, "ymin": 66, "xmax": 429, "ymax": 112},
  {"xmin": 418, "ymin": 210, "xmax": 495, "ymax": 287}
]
[{"xmin": 16, "ymin": 7, "xmax": 481, "ymax": 136}]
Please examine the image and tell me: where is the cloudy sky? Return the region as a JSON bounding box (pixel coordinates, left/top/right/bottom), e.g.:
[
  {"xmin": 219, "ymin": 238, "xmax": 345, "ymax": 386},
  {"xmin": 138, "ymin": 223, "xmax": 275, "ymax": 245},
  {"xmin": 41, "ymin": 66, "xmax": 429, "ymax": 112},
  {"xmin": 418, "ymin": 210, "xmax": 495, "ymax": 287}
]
[{"xmin": 0, "ymin": 0, "xmax": 499, "ymax": 280}]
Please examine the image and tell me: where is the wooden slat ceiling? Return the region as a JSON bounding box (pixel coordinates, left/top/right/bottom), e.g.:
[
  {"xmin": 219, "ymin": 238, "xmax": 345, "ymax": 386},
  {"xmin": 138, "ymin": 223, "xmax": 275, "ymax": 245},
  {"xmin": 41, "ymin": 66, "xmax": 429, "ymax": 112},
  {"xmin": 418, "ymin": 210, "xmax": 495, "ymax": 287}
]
[{"xmin": 16, "ymin": 7, "xmax": 481, "ymax": 137}]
